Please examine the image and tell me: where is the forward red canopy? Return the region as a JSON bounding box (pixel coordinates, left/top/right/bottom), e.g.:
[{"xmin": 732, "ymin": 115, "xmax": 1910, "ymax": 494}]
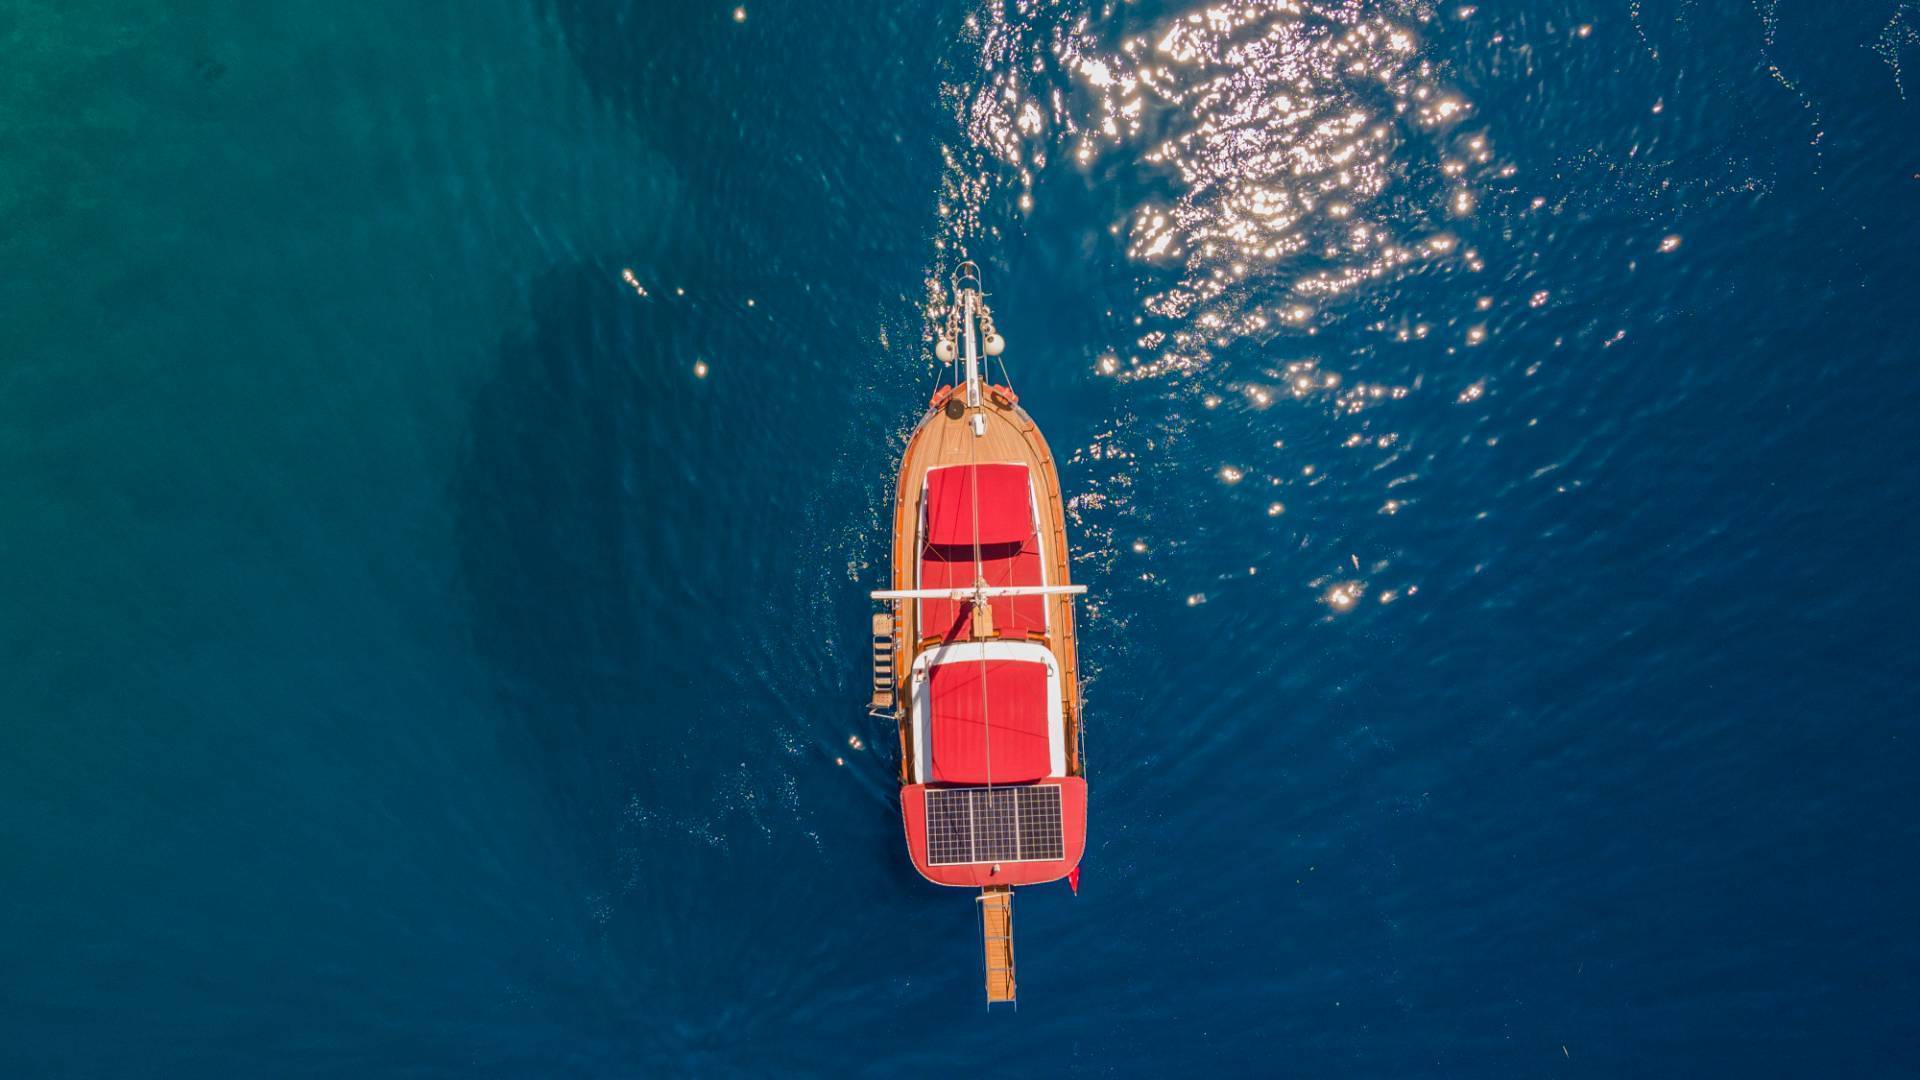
[
  {"xmin": 924, "ymin": 464, "xmax": 1033, "ymax": 547},
  {"xmin": 927, "ymin": 658, "xmax": 1051, "ymax": 784},
  {"xmin": 920, "ymin": 464, "xmax": 1046, "ymax": 639}
]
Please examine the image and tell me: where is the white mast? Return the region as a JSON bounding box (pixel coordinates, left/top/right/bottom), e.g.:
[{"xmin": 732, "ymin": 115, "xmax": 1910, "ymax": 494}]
[
  {"xmin": 963, "ymin": 287, "xmax": 982, "ymax": 411},
  {"xmin": 959, "ymin": 266, "xmax": 987, "ymax": 436}
]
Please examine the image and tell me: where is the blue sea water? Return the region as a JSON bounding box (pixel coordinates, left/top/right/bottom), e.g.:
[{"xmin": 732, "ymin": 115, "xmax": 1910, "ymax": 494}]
[{"xmin": 5, "ymin": 0, "xmax": 1920, "ymax": 1074}]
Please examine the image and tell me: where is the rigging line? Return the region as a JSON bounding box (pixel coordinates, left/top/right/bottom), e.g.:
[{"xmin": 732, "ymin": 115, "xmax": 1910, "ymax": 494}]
[
  {"xmin": 932, "ymin": 289, "xmax": 960, "ymax": 407},
  {"xmin": 962, "ymin": 286, "xmax": 994, "ymax": 793},
  {"xmin": 921, "ymin": 347, "xmax": 948, "ymax": 404}
]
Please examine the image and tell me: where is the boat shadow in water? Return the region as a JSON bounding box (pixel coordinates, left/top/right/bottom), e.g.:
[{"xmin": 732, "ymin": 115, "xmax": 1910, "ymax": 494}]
[
  {"xmin": 451, "ymin": 259, "xmax": 813, "ymax": 1021},
  {"xmin": 452, "ymin": 254, "xmax": 844, "ymax": 802},
  {"xmin": 454, "ymin": 261, "xmax": 715, "ymax": 820}
]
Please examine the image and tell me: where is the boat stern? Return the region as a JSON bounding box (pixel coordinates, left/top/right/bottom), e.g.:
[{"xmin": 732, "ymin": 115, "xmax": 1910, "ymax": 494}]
[{"xmin": 899, "ymin": 777, "xmax": 1087, "ymax": 888}]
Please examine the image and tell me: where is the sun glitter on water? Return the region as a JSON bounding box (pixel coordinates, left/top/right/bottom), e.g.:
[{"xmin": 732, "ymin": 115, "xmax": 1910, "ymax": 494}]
[
  {"xmin": 944, "ymin": 1, "xmax": 1501, "ymax": 369},
  {"xmin": 937, "ymin": 0, "xmax": 1519, "ymax": 617}
]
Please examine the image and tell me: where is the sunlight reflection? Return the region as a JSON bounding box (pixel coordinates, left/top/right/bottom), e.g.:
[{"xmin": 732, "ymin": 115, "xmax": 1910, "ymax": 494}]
[
  {"xmin": 930, "ymin": 0, "xmax": 1527, "ymax": 621},
  {"xmin": 943, "ymin": 0, "xmax": 1503, "ymax": 369}
]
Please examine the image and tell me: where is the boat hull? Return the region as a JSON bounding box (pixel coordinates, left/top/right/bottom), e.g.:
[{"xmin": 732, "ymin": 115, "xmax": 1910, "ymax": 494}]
[{"xmin": 883, "ymin": 384, "xmax": 1086, "ymax": 887}]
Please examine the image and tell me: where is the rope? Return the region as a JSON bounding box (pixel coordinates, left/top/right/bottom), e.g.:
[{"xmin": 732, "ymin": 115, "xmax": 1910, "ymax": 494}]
[
  {"xmin": 978, "ymin": 293, "xmax": 1012, "ymax": 389},
  {"xmin": 963, "ymin": 288, "xmax": 994, "ymax": 793},
  {"xmin": 931, "ymin": 282, "xmax": 1013, "ymax": 796}
]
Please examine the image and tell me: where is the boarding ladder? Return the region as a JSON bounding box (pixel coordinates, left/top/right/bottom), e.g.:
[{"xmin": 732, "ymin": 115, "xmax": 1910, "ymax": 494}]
[{"xmin": 868, "ymin": 613, "xmax": 895, "ymax": 715}]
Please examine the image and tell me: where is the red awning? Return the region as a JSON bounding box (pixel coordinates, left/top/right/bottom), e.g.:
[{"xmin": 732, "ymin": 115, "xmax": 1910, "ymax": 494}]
[
  {"xmin": 925, "ymin": 465, "xmax": 1033, "ymax": 547},
  {"xmin": 919, "ymin": 463, "xmax": 1046, "ymax": 640},
  {"xmin": 927, "ymin": 658, "xmax": 1051, "ymax": 784}
]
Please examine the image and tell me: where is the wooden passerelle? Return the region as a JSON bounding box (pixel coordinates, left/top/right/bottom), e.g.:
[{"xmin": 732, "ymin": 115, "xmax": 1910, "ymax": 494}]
[{"xmin": 978, "ymin": 887, "xmax": 1016, "ymax": 1003}]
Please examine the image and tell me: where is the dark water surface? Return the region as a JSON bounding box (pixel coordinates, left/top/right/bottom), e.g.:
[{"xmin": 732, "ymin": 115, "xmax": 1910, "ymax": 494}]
[{"xmin": 5, "ymin": 0, "xmax": 1920, "ymax": 1075}]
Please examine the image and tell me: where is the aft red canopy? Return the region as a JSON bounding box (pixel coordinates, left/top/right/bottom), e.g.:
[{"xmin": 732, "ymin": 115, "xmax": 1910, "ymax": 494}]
[
  {"xmin": 924, "ymin": 465, "xmax": 1033, "ymax": 547},
  {"xmin": 927, "ymin": 658, "xmax": 1051, "ymax": 784}
]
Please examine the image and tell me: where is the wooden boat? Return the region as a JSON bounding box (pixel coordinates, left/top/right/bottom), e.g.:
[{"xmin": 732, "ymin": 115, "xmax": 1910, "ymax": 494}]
[{"xmin": 869, "ymin": 263, "xmax": 1087, "ymax": 1006}]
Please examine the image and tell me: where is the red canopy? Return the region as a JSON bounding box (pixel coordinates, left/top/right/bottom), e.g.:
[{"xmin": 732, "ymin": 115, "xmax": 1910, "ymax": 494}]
[
  {"xmin": 927, "ymin": 658, "xmax": 1051, "ymax": 784},
  {"xmin": 924, "ymin": 465, "xmax": 1033, "ymax": 547},
  {"xmin": 920, "ymin": 464, "xmax": 1046, "ymax": 639}
]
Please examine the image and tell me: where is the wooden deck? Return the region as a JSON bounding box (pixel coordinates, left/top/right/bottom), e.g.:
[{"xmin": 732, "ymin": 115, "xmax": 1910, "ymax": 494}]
[{"xmin": 884, "ymin": 385, "xmax": 1083, "ymax": 785}]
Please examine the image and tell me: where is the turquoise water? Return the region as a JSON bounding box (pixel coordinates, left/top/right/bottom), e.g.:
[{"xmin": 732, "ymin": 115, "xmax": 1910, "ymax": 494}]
[{"xmin": 5, "ymin": 0, "xmax": 1919, "ymax": 1074}]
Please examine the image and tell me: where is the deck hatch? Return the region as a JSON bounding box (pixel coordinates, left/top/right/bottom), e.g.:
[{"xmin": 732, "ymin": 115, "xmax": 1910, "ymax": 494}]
[{"xmin": 924, "ymin": 785, "xmax": 1064, "ymax": 866}]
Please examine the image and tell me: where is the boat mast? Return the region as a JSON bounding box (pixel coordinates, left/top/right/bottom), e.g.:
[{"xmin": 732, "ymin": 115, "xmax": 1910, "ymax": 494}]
[{"xmin": 958, "ymin": 262, "xmax": 986, "ymax": 435}]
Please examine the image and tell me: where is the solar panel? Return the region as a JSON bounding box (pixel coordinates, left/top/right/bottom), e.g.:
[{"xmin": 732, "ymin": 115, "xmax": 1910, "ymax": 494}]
[{"xmin": 924, "ymin": 785, "xmax": 1064, "ymax": 866}]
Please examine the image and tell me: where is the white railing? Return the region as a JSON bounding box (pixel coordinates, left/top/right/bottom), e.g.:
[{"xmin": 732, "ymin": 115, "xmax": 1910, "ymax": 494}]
[{"xmin": 870, "ymin": 584, "xmax": 1088, "ymax": 601}]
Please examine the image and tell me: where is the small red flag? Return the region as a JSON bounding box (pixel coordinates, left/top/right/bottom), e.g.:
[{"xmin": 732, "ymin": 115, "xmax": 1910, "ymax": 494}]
[{"xmin": 1067, "ymin": 866, "xmax": 1080, "ymax": 895}]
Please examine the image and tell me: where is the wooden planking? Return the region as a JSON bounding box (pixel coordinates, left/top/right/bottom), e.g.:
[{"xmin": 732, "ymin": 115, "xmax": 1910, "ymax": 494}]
[
  {"xmin": 887, "ymin": 389, "xmax": 1083, "ymax": 784},
  {"xmin": 979, "ymin": 886, "xmax": 1016, "ymax": 1003}
]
